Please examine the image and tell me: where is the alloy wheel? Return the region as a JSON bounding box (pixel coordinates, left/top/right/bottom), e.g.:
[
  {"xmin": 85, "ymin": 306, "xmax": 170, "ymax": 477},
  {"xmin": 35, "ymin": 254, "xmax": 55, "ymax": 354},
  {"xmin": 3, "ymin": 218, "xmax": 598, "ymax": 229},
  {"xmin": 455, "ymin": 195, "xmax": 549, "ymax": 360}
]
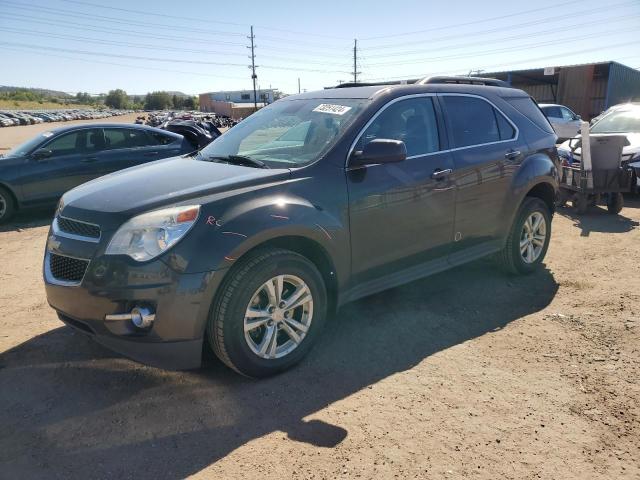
[
  {"xmin": 520, "ymin": 211, "xmax": 546, "ymax": 264},
  {"xmin": 244, "ymin": 274, "xmax": 314, "ymax": 359}
]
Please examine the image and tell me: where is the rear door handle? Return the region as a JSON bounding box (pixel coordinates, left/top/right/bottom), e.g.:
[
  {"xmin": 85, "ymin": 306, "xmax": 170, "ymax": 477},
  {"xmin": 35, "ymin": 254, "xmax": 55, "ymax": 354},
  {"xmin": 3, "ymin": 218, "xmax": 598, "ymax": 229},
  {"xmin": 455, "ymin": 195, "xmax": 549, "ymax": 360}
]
[
  {"xmin": 431, "ymin": 168, "xmax": 453, "ymax": 180},
  {"xmin": 81, "ymin": 156, "xmax": 97, "ymax": 163},
  {"xmin": 144, "ymin": 151, "xmax": 159, "ymax": 156},
  {"xmin": 505, "ymin": 150, "xmax": 521, "ymax": 160}
]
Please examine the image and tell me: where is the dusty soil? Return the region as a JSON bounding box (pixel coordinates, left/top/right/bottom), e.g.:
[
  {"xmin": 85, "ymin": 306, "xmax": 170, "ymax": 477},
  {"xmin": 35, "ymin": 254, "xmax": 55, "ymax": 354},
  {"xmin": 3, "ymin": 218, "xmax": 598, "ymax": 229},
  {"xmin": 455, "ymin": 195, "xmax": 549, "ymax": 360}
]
[
  {"xmin": 0, "ymin": 113, "xmax": 141, "ymax": 153},
  {"xmin": 0, "ymin": 124, "xmax": 639, "ymax": 479}
]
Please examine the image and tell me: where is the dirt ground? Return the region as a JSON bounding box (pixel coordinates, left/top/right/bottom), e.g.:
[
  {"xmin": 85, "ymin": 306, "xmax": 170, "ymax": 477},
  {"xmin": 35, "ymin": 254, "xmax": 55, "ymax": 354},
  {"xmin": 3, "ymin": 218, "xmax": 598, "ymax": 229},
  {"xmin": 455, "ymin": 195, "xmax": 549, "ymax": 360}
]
[{"xmin": 0, "ymin": 122, "xmax": 639, "ymax": 479}]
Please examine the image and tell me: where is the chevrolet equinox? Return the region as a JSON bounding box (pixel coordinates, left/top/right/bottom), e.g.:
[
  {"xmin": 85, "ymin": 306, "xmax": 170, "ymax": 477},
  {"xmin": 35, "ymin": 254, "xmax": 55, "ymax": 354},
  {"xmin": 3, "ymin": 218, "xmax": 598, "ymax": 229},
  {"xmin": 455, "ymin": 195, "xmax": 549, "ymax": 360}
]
[{"xmin": 44, "ymin": 77, "xmax": 559, "ymax": 377}]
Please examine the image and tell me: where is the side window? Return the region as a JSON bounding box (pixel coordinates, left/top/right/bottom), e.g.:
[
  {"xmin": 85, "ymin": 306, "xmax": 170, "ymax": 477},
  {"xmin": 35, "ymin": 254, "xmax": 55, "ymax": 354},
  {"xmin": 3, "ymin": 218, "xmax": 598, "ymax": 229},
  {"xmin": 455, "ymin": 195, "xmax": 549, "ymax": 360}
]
[
  {"xmin": 147, "ymin": 131, "xmax": 176, "ymax": 145},
  {"xmin": 443, "ymin": 96, "xmax": 507, "ymax": 147},
  {"xmin": 45, "ymin": 131, "xmax": 84, "ymax": 157},
  {"xmin": 125, "ymin": 129, "xmax": 152, "ymax": 147},
  {"xmin": 357, "ymin": 97, "xmax": 440, "ymax": 157},
  {"xmin": 103, "ymin": 129, "xmax": 128, "ymax": 150},
  {"xmin": 561, "ymin": 107, "xmax": 575, "ymax": 120},
  {"xmin": 494, "ymin": 109, "xmax": 516, "ymax": 140},
  {"xmin": 545, "ymin": 106, "xmax": 563, "ymax": 118}
]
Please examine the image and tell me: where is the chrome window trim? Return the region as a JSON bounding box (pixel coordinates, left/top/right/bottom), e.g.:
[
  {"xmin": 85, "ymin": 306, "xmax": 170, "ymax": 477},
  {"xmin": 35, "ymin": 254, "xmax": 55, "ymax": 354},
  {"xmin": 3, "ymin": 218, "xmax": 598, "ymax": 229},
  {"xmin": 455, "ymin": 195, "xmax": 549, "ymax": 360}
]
[
  {"xmin": 345, "ymin": 92, "xmax": 519, "ymax": 168},
  {"xmin": 44, "ymin": 251, "xmax": 90, "ymax": 287},
  {"xmin": 52, "ymin": 216, "xmax": 101, "ymax": 243}
]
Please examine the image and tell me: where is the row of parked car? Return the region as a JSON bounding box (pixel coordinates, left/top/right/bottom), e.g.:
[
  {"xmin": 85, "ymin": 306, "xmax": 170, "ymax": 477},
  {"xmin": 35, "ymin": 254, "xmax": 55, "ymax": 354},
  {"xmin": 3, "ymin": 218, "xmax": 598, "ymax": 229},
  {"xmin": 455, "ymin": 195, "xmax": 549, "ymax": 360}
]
[
  {"xmin": 0, "ymin": 109, "xmax": 131, "ymax": 127},
  {"xmin": 140, "ymin": 110, "xmax": 239, "ymax": 129}
]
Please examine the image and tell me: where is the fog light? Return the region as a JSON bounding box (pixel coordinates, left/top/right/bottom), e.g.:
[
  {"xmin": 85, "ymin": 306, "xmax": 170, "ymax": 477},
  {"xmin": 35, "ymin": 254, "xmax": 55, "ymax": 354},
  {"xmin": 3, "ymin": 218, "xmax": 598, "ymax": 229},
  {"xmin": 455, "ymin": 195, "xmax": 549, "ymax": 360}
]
[
  {"xmin": 105, "ymin": 306, "xmax": 155, "ymax": 329},
  {"xmin": 131, "ymin": 307, "xmax": 154, "ymax": 329}
]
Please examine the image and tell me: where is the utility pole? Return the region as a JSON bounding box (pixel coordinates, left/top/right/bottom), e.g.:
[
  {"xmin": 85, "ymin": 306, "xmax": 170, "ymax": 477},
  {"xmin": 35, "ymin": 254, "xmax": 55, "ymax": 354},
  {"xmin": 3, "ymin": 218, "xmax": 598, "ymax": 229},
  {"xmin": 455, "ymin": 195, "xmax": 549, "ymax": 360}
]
[
  {"xmin": 352, "ymin": 39, "xmax": 358, "ymax": 83},
  {"xmin": 298, "ymin": 77, "xmax": 301, "ymax": 94},
  {"xmin": 248, "ymin": 26, "xmax": 258, "ymax": 111}
]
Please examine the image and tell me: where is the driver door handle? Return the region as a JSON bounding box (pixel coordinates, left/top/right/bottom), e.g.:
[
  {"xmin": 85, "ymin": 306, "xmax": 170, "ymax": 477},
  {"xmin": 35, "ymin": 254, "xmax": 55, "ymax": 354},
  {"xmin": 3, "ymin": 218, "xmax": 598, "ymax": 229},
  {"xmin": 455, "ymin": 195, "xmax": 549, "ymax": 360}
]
[
  {"xmin": 144, "ymin": 151, "xmax": 159, "ymax": 156},
  {"xmin": 505, "ymin": 150, "xmax": 521, "ymax": 160},
  {"xmin": 431, "ymin": 168, "xmax": 453, "ymax": 180},
  {"xmin": 81, "ymin": 156, "xmax": 97, "ymax": 163}
]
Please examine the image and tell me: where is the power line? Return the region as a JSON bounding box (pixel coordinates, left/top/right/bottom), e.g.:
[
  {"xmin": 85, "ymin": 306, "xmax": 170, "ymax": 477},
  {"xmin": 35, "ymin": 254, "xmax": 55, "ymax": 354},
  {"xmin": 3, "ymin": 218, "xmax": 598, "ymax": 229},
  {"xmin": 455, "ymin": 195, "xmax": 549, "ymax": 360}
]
[
  {"xmin": 363, "ymin": 26, "xmax": 638, "ymax": 68},
  {"xmin": 57, "ymin": 0, "xmax": 350, "ymax": 40},
  {"xmin": 0, "ymin": 26, "xmax": 352, "ymax": 67},
  {"xmin": 361, "ymin": 0, "xmax": 585, "ymax": 40},
  {"xmin": 361, "ymin": 13, "xmax": 640, "ymax": 59},
  {"xmin": 361, "ymin": 41, "xmax": 640, "ymax": 82},
  {"xmin": 0, "ymin": 42, "xmax": 353, "ymax": 74},
  {"xmin": 360, "ymin": 0, "xmax": 638, "ymax": 50}
]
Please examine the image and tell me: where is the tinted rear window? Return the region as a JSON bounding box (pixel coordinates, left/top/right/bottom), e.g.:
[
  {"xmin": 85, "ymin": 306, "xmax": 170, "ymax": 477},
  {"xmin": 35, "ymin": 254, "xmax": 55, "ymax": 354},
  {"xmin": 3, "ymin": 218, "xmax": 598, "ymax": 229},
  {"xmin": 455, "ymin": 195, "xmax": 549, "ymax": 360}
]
[
  {"xmin": 506, "ymin": 97, "xmax": 555, "ymax": 134},
  {"xmin": 443, "ymin": 96, "xmax": 514, "ymax": 147}
]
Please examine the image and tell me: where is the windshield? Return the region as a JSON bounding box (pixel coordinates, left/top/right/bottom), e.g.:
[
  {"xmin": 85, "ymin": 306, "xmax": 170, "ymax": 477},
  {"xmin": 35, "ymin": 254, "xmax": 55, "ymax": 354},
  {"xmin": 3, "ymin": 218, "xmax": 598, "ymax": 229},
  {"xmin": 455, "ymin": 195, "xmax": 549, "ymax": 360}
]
[
  {"xmin": 3, "ymin": 131, "xmax": 51, "ymax": 158},
  {"xmin": 199, "ymin": 98, "xmax": 368, "ymax": 168},
  {"xmin": 591, "ymin": 108, "xmax": 640, "ymax": 134}
]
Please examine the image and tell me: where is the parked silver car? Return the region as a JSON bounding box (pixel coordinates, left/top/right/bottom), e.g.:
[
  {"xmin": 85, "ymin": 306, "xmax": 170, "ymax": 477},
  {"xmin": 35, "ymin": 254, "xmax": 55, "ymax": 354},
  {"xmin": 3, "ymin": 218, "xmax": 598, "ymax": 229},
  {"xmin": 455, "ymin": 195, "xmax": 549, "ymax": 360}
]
[{"xmin": 539, "ymin": 103, "xmax": 581, "ymax": 141}]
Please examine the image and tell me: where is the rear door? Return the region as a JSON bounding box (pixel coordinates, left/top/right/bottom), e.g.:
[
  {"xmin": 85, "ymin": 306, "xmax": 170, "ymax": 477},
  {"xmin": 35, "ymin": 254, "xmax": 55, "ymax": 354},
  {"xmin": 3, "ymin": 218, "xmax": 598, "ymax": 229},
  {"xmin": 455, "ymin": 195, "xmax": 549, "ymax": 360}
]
[
  {"xmin": 95, "ymin": 128, "xmax": 183, "ymax": 175},
  {"xmin": 440, "ymin": 94, "xmax": 526, "ymax": 258}
]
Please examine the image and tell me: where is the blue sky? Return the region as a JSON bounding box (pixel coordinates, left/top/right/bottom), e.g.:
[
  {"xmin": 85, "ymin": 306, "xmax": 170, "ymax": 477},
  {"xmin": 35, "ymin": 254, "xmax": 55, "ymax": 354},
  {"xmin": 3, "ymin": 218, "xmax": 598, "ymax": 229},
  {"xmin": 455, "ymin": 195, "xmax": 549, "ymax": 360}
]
[{"xmin": 1, "ymin": 0, "xmax": 639, "ymax": 96}]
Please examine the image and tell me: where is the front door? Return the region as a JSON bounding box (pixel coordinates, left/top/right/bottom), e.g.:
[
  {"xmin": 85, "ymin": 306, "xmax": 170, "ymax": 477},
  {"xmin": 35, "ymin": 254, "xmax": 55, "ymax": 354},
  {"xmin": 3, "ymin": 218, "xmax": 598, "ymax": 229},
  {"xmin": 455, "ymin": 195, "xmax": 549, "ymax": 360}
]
[
  {"xmin": 346, "ymin": 96, "xmax": 456, "ymax": 285},
  {"xmin": 21, "ymin": 128, "xmax": 104, "ymax": 205}
]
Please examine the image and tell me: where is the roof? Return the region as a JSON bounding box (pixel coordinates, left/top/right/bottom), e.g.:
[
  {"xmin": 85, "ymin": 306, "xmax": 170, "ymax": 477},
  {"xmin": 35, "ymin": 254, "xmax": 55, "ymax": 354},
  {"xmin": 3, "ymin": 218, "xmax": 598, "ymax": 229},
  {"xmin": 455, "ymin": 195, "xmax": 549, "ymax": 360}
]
[
  {"xmin": 284, "ymin": 82, "xmax": 528, "ymax": 102},
  {"xmin": 45, "ymin": 123, "xmax": 175, "ymax": 135}
]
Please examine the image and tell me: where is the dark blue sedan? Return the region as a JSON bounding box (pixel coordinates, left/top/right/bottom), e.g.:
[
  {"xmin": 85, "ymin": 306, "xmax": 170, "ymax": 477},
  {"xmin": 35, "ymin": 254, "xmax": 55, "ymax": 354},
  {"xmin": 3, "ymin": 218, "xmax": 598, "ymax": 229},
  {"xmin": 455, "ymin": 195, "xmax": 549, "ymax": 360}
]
[{"xmin": 0, "ymin": 123, "xmax": 193, "ymax": 222}]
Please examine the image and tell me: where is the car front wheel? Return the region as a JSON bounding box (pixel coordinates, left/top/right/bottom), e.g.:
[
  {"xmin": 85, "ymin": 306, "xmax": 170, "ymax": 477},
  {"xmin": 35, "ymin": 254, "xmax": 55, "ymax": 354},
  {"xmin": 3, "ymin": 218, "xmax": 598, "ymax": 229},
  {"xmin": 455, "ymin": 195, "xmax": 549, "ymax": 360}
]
[
  {"xmin": 497, "ymin": 197, "xmax": 552, "ymax": 274},
  {"xmin": 207, "ymin": 248, "xmax": 327, "ymax": 378}
]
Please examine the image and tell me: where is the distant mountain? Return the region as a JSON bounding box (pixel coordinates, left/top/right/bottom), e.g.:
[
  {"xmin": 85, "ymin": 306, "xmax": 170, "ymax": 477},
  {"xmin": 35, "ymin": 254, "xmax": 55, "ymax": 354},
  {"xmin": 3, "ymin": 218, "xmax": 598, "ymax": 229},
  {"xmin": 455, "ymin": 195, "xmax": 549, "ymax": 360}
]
[{"xmin": 0, "ymin": 86, "xmax": 73, "ymax": 98}]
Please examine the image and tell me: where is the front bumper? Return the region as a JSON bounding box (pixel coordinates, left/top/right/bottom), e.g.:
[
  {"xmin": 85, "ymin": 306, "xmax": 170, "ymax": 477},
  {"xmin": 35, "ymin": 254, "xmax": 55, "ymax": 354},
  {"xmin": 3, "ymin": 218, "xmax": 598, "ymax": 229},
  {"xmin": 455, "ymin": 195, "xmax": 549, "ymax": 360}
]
[{"xmin": 44, "ymin": 232, "xmax": 225, "ymax": 369}]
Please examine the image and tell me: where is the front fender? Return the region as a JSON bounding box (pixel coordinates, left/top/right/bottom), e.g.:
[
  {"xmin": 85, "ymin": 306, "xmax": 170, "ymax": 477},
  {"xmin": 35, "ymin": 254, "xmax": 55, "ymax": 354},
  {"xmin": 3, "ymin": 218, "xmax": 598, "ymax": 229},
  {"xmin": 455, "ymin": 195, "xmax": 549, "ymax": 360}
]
[{"xmin": 163, "ymin": 192, "xmax": 348, "ymax": 282}]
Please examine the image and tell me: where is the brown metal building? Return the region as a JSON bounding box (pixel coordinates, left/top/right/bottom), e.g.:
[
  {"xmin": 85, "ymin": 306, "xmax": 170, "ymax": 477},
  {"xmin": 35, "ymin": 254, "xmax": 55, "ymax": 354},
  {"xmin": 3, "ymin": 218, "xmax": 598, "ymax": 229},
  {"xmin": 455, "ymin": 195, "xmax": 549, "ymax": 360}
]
[{"xmin": 482, "ymin": 61, "xmax": 640, "ymax": 120}]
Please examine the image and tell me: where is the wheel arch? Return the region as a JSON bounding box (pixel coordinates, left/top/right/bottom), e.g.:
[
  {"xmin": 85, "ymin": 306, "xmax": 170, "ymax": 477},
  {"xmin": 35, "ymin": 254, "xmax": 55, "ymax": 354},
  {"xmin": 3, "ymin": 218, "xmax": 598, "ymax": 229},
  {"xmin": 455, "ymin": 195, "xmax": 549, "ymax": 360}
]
[{"xmin": 0, "ymin": 182, "xmax": 20, "ymax": 211}]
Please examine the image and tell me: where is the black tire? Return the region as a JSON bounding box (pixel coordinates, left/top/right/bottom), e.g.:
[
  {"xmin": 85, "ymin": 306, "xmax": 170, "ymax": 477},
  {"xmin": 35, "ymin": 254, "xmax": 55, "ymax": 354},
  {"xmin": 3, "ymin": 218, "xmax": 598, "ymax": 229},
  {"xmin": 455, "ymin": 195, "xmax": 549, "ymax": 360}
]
[
  {"xmin": 496, "ymin": 197, "xmax": 552, "ymax": 275},
  {"xmin": 0, "ymin": 186, "xmax": 16, "ymax": 224},
  {"xmin": 207, "ymin": 248, "xmax": 327, "ymax": 378},
  {"xmin": 606, "ymin": 192, "xmax": 624, "ymax": 214}
]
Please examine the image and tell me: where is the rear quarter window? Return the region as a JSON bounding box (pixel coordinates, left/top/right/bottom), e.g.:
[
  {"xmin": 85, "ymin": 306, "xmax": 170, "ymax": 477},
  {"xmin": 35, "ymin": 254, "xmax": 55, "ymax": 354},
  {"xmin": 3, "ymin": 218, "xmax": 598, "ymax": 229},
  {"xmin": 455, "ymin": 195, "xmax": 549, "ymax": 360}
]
[{"xmin": 506, "ymin": 97, "xmax": 555, "ymax": 134}]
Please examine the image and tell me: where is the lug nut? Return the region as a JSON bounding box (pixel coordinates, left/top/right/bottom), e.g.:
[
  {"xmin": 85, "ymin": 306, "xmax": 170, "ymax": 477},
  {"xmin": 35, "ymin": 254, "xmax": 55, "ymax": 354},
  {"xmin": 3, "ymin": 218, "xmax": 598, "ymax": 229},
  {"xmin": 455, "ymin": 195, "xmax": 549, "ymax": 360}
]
[
  {"xmin": 268, "ymin": 306, "xmax": 275, "ymax": 314},
  {"xmin": 278, "ymin": 301, "xmax": 286, "ymax": 308}
]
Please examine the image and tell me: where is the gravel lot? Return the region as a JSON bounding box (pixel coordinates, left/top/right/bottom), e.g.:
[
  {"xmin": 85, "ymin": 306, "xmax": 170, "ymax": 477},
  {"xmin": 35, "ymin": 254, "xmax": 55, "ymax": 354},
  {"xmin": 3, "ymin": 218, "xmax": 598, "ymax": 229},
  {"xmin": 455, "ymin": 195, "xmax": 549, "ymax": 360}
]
[{"xmin": 0, "ymin": 122, "xmax": 639, "ymax": 479}]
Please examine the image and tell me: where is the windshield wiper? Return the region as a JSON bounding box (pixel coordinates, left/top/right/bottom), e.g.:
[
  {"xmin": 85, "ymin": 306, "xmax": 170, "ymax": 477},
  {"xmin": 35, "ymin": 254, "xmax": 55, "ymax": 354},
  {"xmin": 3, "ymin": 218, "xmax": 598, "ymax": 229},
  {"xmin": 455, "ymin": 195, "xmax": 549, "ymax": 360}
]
[{"xmin": 201, "ymin": 154, "xmax": 269, "ymax": 169}]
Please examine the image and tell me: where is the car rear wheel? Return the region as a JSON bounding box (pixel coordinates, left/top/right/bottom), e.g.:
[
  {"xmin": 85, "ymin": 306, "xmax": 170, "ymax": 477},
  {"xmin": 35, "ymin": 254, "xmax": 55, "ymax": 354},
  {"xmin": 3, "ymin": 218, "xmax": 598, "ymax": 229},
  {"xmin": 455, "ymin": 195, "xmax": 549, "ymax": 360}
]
[
  {"xmin": 496, "ymin": 197, "xmax": 552, "ymax": 274},
  {"xmin": 207, "ymin": 248, "xmax": 327, "ymax": 378},
  {"xmin": 0, "ymin": 187, "xmax": 16, "ymax": 224}
]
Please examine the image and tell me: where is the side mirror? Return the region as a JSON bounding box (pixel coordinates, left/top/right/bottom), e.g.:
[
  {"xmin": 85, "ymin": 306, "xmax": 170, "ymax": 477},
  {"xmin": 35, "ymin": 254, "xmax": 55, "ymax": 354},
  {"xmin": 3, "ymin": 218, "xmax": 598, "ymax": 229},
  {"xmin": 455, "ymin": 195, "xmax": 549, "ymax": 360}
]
[
  {"xmin": 350, "ymin": 139, "xmax": 407, "ymax": 166},
  {"xmin": 32, "ymin": 148, "xmax": 52, "ymax": 160},
  {"xmin": 574, "ymin": 114, "xmax": 581, "ymax": 121}
]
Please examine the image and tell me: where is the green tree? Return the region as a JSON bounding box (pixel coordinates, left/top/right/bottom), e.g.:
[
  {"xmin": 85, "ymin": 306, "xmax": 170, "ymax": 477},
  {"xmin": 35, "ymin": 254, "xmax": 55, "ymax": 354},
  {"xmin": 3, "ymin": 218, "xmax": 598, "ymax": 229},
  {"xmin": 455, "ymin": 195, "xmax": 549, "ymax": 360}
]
[
  {"xmin": 182, "ymin": 96, "xmax": 197, "ymax": 110},
  {"xmin": 144, "ymin": 91, "xmax": 173, "ymax": 110},
  {"xmin": 104, "ymin": 89, "xmax": 129, "ymax": 109}
]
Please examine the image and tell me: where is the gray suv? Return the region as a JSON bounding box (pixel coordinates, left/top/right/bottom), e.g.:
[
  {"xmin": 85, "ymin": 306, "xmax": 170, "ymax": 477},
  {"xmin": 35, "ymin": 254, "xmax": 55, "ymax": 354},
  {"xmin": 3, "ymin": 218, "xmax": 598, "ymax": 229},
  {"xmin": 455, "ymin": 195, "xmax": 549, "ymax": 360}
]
[{"xmin": 44, "ymin": 76, "xmax": 559, "ymax": 377}]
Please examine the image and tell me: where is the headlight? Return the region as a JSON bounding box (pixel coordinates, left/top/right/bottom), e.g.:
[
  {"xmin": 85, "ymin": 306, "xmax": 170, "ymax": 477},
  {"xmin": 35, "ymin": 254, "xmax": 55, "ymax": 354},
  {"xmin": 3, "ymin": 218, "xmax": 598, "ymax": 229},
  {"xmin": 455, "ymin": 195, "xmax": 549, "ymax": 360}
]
[
  {"xmin": 56, "ymin": 197, "xmax": 65, "ymax": 216},
  {"xmin": 106, "ymin": 205, "xmax": 200, "ymax": 261}
]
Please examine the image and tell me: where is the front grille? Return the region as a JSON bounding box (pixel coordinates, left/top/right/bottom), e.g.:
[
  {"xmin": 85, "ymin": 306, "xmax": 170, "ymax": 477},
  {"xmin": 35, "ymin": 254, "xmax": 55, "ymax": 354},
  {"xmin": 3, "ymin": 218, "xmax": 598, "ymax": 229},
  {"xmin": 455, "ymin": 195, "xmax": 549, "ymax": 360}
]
[
  {"xmin": 57, "ymin": 216, "xmax": 101, "ymax": 239},
  {"xmin": 49, "ymin": 253, "xmax": 89, "ymax": 283}
]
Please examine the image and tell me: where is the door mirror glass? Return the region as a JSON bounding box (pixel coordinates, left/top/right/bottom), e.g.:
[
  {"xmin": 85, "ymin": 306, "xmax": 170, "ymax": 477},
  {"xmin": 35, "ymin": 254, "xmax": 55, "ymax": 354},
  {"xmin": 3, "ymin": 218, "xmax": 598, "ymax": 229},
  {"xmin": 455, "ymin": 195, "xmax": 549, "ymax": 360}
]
[
  {"xmin": 351, "ymin": 139, "xmax": 407, "ymax": 166},
  {"xmin": 32, "ymin": 148, "xmax": 52, "ymax": 160}
]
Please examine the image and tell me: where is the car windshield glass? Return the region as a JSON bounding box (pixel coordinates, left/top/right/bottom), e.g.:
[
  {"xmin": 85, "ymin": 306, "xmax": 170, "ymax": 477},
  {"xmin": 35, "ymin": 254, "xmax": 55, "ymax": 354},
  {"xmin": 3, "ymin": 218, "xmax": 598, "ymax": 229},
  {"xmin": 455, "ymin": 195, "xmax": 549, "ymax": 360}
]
[
  {"xmin": 3, "ymin": 132, "xmax": 52, "ymax": 158},
  {"xmin": 591, "ymin": 109, "xmax": 640, "ymax": 133},
  {"xmin": 198, "ymin": 98, "xmax": 368, "ymax": 168}
]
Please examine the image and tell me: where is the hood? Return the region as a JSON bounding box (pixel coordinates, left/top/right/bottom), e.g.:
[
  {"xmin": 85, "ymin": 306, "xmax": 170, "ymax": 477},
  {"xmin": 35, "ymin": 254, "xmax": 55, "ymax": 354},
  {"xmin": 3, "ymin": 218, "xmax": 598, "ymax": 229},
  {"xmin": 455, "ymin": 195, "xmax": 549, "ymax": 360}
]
[{"xmin": 61, "ymin": 156, "xmax": 291, "ymax": 229}]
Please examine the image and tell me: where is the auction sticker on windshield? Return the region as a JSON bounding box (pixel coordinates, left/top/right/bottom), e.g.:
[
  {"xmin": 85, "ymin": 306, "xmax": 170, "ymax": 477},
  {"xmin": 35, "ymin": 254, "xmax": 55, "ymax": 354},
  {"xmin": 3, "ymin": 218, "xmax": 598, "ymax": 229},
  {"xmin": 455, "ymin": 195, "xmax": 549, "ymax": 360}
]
[{"xmin": 313, "ymin": 104, "xmax": 352, "ymax": 115}]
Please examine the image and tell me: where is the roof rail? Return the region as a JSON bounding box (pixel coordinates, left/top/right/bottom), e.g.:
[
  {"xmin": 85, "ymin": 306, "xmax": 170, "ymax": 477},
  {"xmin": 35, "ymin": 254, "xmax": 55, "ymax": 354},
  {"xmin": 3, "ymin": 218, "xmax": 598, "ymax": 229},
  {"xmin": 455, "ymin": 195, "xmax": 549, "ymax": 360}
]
[
  {"xmin": 332, "ymin": 79, "xmax": 419, "ymax": 89},
  {"xmin": 417, "ymin": 76, "xmax": 511, "ymax": 88}
]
